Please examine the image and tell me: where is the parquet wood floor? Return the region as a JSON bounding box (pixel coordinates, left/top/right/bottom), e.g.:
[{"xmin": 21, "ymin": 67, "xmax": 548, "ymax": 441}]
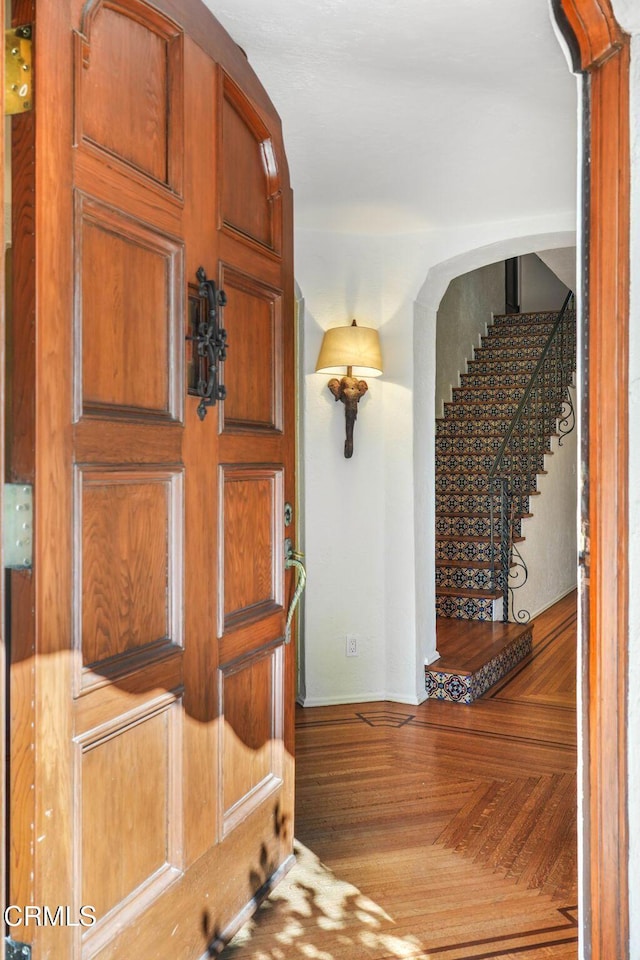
[{"xmin": 221, "ymin": 592, "xmax": 577, "ymax": 960}]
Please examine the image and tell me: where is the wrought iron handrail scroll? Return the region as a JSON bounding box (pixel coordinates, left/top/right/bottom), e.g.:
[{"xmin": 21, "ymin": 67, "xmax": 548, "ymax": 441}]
[{"xmin": 488, "ymin": 291, "xmax": 575, "ymax": 622}]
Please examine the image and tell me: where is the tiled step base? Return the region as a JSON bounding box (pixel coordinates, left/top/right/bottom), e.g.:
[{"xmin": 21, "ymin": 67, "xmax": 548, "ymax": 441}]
[
  {"xmin": 435, "ymin": 592, "xmax": 502, "ymax": 620},
  {"xmin": 425, "ymin": 618, "xmax": 534, "ymax": 703}
]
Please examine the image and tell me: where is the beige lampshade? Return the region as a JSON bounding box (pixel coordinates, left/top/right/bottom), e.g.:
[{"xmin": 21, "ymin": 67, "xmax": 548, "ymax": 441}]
[{"xmin": 315, "ymin": 320, "xmax": 383, "ymax": 378}]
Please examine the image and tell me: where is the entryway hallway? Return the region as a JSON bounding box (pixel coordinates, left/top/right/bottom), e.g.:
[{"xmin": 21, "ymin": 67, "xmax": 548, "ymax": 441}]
[{"xmin": 222, "ymin": 592, "xmax": 577, "ymax": 959}]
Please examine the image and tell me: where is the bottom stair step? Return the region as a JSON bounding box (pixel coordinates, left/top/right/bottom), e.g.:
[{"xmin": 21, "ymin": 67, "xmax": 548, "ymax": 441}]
[{"xmin": 425, "ymin": 618, "xmax": 533, "ymax": 703}]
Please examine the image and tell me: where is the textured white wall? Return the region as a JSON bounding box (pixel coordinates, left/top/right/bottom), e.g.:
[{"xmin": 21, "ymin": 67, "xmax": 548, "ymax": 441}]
[
  {"xmin": 435, "ymin": 261, "xmax": 504, "ymax": 417},
  {"xmin": 520, "ymin": 253, "xmax": 570, "ymax": 311}
]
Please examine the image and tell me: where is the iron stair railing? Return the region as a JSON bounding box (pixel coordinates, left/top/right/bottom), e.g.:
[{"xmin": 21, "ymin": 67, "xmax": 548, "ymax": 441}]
[{"xmin": 488, "ymin": 291, "xmax": 576, "ymax": 622}]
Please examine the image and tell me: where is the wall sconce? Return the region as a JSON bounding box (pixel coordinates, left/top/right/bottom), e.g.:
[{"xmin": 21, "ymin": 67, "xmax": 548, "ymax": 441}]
[{"xmin": 315, "ymin": 319, "xmax": 383, "ymax": 458}]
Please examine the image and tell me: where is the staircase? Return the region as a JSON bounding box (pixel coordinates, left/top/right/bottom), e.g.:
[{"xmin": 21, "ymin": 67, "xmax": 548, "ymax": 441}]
[{"xmin": 435, "ymin": 297, "xmax": 576, "ymax": 624}]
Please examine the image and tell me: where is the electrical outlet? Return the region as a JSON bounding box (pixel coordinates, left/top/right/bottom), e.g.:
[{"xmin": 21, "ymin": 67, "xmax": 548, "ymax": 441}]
[{"xmin": 346, "ymin": 635, "xmax": 358, "ymax": 657}]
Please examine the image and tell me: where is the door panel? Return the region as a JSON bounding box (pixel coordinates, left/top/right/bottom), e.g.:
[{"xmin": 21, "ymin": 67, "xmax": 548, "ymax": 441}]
[
  {"xmin": 220, "ymin": 73, "xmax": 282, "ymax": 255},
  {"xmin": 74, "ymin": 194, "xmax": 184, "ymax": 420},
  {"xmin": 74, "ymin": 0, "xmax": 184, "ymax": 194},
  {"xmin": 220, "ymin": 266, "xmax": 283, "ymax": 433},
  {"xmin": 8, "ymin": 0, "xmax": 295, "ymax": 956}
]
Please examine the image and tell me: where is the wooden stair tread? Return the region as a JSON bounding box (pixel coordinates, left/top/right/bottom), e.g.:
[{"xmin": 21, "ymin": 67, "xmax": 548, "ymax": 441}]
[
  {"xmin": 435, "ymin": 586, "xmax": 502, "ymax": 601},
  {"xmin": 436, "ymin": 468, "xmax": 547, "ymax": 476},
  {"xmin": 438, "ymin": 511, "xmax": 533, "ymax": 519},
  {"xmin": 435, "ymin": 617, "xmax": 533, "ymax": 674},
  {"xmin": 436, "ymin": 559, "xmax": 515, "ymax": 569},
  {"xmin": 437, "ymin": 533, "xmax": 525, "ymax": 543}
]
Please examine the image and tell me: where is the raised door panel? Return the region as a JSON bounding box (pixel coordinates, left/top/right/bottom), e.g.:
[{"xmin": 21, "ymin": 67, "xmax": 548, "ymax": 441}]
[
  {"xmin": 77, "ymin": 698, "xmax": 182, "ymax": 957},
  {"xmin": 220, "ymin": 265, "xmax": 283, "ymax": 434},
  {"xmin": 220, "ymin": 72, "xmax": 282, "ymax": 256},
  {"xmin": 74, "ymin": 193, "xmax": 184, "ymax": 421},
  {"xmin": 75, "ymin": 0, "xmax": 184, "ymax": 194},
  {"xmin": 219, "ymin": 645, "xmax": 284, "ymax": 837},
  {"xmin": 220, "ymin": 465, "xmax": 284, "ymax": 636},
  {"xmin": 74, "ymin": 467, "xmax": 183, "ymax": 690}
]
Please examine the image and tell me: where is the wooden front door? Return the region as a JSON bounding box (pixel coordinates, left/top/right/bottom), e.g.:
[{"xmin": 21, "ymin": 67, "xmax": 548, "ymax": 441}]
[{"xmin": 7, "ymin": 1, "xmax": 295, "ymax": 957}]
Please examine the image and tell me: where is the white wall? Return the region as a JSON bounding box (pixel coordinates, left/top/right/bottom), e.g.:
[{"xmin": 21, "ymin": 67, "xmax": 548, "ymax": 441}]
[
  {"xmin": 435, "ymin": 261, "xmax": 504, "ymax": 417},
  {"xmin": 610, "ymin": 3, "xmax": 640, "ymax": 951},
  {"xmin": 520, "ymin": 252, "xmax": 570, "ymax": 311},
  {"xmin": 515, "ymin": 391, "xmax": 578, "ymax": 621}
]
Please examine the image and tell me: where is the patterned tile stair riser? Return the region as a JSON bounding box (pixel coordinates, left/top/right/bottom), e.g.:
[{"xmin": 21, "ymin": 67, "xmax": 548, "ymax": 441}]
[
  {"xmin": 435, "ymin": 594, "xmax": 499, "ymax": 622},
  {"xmin": 490, "ymin": 310, "xmax": 576, "ymax": 330},
  {"xmin": 436, "ymin": 514, "xmax": 524, "ymax": 539},
  {"xmin": 444, "ymin": 400, "xmax": 561, "ymax": 420},
  {"xmin": 436, "ymin": 452, "xmax": 547, "ymax": 474},
  {"xmin": 435, "ymin": 537, "xmax": 498, "ymax": 563},
  {"xmin": 436, "ymin": 434, "xmax": 552, "ymax": 455},
  {"xmin": 424, "ymin": 629, "xmax": 534, "ymax": 703},
  {"xmin": 437, "ymin": 416, "xmax": 558, "ymax": 437},
  {"xmin": 436, "ymin": 492, "xmax": 532, "ymax": 515},
  {"xmin": 460, "ymin": 369, "xmax": 557, "ymax": 388},
  {"xmin": 436, "ymin": 472, "xmax": 539, "ymax": 495},
  {"xmin": 436, "ymin": 565, "xmax": 503, "ymax": 591}
]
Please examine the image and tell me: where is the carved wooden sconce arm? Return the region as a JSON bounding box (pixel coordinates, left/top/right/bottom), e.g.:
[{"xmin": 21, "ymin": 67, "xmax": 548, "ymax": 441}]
[{"xmin": 328, "ymin": 374, "xmax": 369, "ymax": 458}]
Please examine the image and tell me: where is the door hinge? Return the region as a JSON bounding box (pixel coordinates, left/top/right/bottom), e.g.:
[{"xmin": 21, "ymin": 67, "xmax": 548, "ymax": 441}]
[
  {"xmin": 3, "ymin": 483, "xmax": 33, "ymax": 569},
  {"xmin": 5, "ymin": 24, "xmax": 33, "ymax": 116},
  {"xmin": 5, "ymin": 937, "xmax": 32, "ymax": 960}
]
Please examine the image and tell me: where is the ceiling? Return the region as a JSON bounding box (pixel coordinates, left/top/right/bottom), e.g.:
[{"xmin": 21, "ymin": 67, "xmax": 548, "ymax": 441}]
[{"xmin": 209, "ymin": 0, "xmax": 578, "ymax": 236}]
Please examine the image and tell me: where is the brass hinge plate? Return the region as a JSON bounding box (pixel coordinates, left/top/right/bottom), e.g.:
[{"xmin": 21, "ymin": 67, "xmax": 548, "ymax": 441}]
[
  {"xmin": 5, "ymin": 937, "xmax": 32, "ymax": 960},
  {"xmin": 5, "ymin": 24, "xmax": 32, "ymax": 115}
]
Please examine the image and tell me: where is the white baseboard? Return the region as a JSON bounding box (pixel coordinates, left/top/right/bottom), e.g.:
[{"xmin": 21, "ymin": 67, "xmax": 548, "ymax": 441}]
[{"xmin": 300, "ymin": 690, "xmax": 428, "ymax": 707}]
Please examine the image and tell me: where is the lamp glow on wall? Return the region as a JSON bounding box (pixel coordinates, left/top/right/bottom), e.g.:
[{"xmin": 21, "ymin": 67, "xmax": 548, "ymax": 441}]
[{"xmin": 315, "ymin": 319, "xmax": 383, "ymax": 458}]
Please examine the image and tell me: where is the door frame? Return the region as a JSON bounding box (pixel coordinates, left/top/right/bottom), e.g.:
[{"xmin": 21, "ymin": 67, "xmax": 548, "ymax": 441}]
[
  {"xmin": 0, "ymin": 0, "xmax": 6, "ymax": 955},
  {"xmin": 553, "ymin": 2, "xmax": 630, "ymax": 958}
]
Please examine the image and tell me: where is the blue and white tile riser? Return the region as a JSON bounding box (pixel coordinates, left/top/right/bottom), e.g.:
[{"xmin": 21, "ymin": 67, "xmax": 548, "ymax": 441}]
[{"xmin": 425, "ymin": 629, "xmax": 533, "ymax": 703}]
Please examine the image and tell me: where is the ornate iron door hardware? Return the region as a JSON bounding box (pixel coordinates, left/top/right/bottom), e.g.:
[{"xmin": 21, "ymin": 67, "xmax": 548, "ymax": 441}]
[{"xmin": 186, "ymin": 266, "xmax": 228, "ymax": 420}]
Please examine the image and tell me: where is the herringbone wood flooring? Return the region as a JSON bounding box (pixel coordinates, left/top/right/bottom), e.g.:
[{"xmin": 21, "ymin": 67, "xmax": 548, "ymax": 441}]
[{"xmin": 221, "ymin": 592, "xmax": 577, "ymax": 959}]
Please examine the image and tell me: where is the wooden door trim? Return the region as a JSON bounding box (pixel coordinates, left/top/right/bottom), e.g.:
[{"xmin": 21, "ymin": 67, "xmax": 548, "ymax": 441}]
[
  {"xmin": 0, "ymin": 0, "xmax": 6, "ymax": 953},
  {"xmin": 554, "ymin": 2, "xmax": 630, "ymax": 957}
]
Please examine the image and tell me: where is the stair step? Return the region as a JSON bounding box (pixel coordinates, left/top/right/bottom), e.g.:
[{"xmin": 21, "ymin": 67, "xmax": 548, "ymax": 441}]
[
  {"xmin": 436, "ymin": 564, "xmax": 503, "ymax": 591},
  {"xmin": 426, "ymin": 619, "xmax": 533, "ymax": 702},
  {"xmin": 436, "ymin": 534, "xmax": 523, "ymax": 564},
  {"xmin": 436, "ymin": 434, "xmax": 551, "ymax": 456},
  {"xmin": 435, "ymin": 593, "xmax": 499, "ymax": 622},
  {"xmin": 464, "ymin": 361, "xmax": 540, "ymax": 378},
  {"xmin": 436, "ymin": 514, "xmax": 525, "ymax": 539},
  {"xmin": 436, "ymin": 492, "xmax": 533, "ymax": 514},
  {"xmin": 435, "ymin": 474, "xmax": 544, "ymax": 499},
  {"xmin": 436, "ymin": 585, "xmax": 503, "ymax": 599},
  {"xmin": 436, "ymin": 415, "xmax": 558, "ymax": 436},
  {"xmin": 486, "ymin": 321, "xmax": 556, "ymax": 337},
  {"xmin": 492, "ymin": 309, "xmax": 573, "ymax": 325},
  {"xmin": 474, "ymin": 343, "xmax": 549, "ymax": 360},
  {"xmin": 437, "ymin": 452, "xmax": 548, "ymax": 474}
]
